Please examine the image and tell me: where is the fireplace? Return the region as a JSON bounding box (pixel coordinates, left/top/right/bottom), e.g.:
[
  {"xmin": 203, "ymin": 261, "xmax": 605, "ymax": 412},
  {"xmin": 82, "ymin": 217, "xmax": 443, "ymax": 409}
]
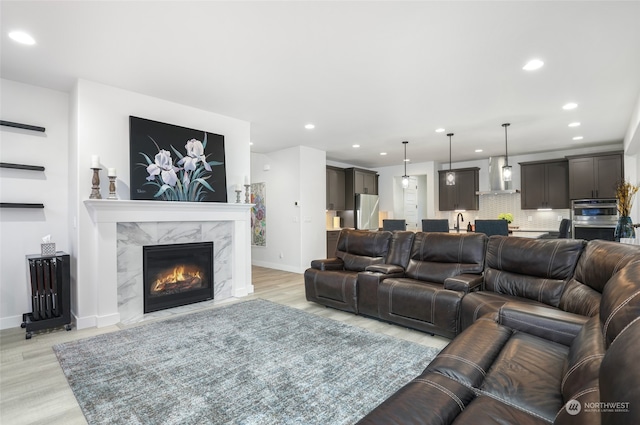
[{"xmin": 143, "ymin": 242, "xmax": 214, "ymax": 313}]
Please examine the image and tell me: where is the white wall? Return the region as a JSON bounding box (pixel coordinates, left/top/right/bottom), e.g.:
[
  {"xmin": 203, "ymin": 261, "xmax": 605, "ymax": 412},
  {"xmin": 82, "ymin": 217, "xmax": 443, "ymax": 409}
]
[
  {"xmin": 251, "ymin": 146, "xmax": 326, "ymax": 273},
  {"xmin": 0, "ymin": 79, "xmax": 70, "ymax": 329},
  {"xmin": 70, "ymin": 79, "xmax": 250, "ymax": 328}
]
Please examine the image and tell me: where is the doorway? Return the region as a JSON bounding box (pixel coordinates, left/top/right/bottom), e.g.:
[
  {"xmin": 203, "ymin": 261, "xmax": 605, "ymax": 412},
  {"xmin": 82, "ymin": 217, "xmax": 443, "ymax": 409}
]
[{"xmin": 393, "ymin": 175, "xmax": 428, "ymax": 231}]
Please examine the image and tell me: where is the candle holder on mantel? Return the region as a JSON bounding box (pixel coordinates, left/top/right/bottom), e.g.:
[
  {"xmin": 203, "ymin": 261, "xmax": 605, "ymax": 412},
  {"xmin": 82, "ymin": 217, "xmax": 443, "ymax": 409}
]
[
  {"xmin": 244, "ymin": 184, "xmax": 251, "ymax": 204},
  {"xmin": 89, "ymin": 168, "xmax": 102, "ymax": 199},
  {"xmin": 235, "ymin": 188, "xmax": 242, "ymax": 203},
  {"xmin": 107, "ymin": 176, "xmax": 118, "ymax": 199}
]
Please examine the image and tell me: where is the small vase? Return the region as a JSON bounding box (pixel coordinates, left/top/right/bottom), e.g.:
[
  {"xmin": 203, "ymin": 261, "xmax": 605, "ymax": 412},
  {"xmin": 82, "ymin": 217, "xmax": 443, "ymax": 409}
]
[{"xmin": 614, "ymin": 216, "xmax": 636, "ymax": 241}]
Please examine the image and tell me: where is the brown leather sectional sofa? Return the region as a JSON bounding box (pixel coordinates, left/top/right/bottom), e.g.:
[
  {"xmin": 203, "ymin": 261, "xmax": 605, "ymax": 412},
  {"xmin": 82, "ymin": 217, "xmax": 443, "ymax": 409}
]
[{"xmin": 304, "ymin": 229, "xmax": 640, "ymax": 424}]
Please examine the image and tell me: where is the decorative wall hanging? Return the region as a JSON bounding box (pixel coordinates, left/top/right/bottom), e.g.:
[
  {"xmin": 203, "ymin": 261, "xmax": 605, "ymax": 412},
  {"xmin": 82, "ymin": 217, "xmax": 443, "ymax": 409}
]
[
  {"xmin": 129, "ymin": 116, "xmax": 227, "ymax": 202},
  {"xmin": 251, "ymin": 182, "xmax": 266, "ymax": 246}
]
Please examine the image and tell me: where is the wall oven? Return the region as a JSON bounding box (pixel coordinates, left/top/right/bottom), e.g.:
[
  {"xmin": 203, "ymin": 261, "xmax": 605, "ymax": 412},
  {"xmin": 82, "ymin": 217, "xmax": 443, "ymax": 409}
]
[{"xmin": 571, "ymin": 199, "xmax": 618, "ymax": 241}]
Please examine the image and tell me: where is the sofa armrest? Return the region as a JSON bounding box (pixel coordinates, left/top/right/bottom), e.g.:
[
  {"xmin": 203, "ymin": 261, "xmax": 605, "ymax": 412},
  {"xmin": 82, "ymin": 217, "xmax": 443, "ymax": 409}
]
[
  {"xmin": 310, "ymin": 258, "xmax": 344, "ymax": 271},
  {"xmin": 498, "ymin": 302, "xmax": 589, "ymax": 346},
  {"xmin": 365, "ymin": 263, "xmax": 404, "ymax": 275},
  {"xmin": 444, "ymin": 274, "xmax": 483, "ymax": 293}
]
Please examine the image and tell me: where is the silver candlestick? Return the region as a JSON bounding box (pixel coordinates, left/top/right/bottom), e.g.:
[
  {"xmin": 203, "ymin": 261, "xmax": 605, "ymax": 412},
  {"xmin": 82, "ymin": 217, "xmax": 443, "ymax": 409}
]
[
  {"xmin": 235, "ymin": 189, "xmax": 242, "ymax": 203},
  {"xmin": 90, "ymin": 168, "xmax": 102, "ymax": 199},
  {"xmin": 244, "ymin": 184, "xmax": 251, "ymax": 203}
]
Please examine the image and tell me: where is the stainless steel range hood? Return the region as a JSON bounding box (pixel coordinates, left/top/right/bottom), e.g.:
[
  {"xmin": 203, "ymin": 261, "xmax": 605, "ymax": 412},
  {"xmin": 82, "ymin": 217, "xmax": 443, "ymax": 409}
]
[{"xmin": 476, "ymin": 156, "xmax": 520, "ymax": 195}]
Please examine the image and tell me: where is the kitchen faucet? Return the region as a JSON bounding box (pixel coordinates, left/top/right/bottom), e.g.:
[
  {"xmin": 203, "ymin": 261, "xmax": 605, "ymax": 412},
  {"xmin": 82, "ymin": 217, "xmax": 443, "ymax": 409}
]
[{"xmin": 455, "ymin": 212, "xmax": 464, "ymax": 233}]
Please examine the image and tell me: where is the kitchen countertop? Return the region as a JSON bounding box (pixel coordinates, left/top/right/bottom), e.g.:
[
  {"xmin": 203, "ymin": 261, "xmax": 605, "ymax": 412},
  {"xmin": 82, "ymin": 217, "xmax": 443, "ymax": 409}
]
[{"xmin": 327, "ymin": 228, "xmax": 550, "ymax": 238}]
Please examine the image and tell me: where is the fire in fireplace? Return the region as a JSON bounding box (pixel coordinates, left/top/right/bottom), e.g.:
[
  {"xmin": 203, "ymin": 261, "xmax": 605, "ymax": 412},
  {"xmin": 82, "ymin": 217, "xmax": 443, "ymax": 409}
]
[{"xmin": 143, "ymin": 242, "xmax": 214, "ymax": 313}]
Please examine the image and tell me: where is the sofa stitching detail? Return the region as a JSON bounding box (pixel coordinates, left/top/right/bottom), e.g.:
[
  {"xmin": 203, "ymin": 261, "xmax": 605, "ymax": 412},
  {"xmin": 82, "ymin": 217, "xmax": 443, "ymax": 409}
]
[
  {"xmin": 546, "ymin": 243, "xmax": 560, "ymax": 278},
  {"xmin": 560, "ymin": 354, "xmax": 605, "ymax": 391},
  {"xmin": 603, "ymin": 289, "xmax": 640, "ymax": 341},
  {"xmin": 387, "ymin": 280, "xmax": 399, "ymax": 314},
  {"xmin": 413, "ymin": 378, "xmax": 465, "ymax": 412},
  {"xmin": 436, "ymin": 354, "xmax": 487, "ymax": 376},
  {"xmin": 431, "ymin": 289, "xmax": 437, "ymax": 324},
  {"xmin": 610, "ymin": 315, "xmax": 640, "ymax": 346},
  {"xmin": 473, "ymin": 388, "xmax": 553, "ymax": 423},
  {"xmin": 553, "ymin": 387, "xmax": 599, "ymax": 422}
]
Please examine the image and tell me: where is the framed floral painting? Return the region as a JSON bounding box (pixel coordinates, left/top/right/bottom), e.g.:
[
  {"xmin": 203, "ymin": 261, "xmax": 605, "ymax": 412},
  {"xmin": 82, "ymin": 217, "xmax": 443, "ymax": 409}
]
[
  {"xmin": 129, "ymin": 116, "xmax": 227, "ymax": 202},
  {"xmin": 251, "ymin": 182, "xmax": 266, "ymax": 246}
]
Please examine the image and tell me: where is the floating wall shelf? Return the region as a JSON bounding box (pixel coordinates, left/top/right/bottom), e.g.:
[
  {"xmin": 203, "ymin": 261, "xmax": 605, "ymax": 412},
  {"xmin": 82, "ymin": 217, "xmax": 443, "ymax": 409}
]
[
  {"xmin": 0, "ymin": 203, "xmax": 45, "ymax": 209},
  {"xmin": 0, "ymin": 120, "xmax": 46, "ymax": 133},
  {"xmin": 0, "ymin": 162, "xmax": 46, "ymax": 172}
]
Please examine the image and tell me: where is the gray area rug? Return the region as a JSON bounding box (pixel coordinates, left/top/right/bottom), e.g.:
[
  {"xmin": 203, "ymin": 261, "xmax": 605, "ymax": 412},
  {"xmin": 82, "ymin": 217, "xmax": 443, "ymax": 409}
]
[{"xmin": 54, "ymin": 299, "xmax": 439, "ymax": 424}]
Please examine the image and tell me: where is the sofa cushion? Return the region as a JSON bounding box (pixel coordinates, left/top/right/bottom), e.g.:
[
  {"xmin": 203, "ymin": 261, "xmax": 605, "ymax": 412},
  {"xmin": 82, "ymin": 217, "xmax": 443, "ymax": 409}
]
[
  {"xmin": 453, "ymin": 396, "xmax": 550, "ymax": 425},
  {"xmin": 385, "ymin": 230, "xmax": 415, "ymax": 269},
  {"xmin": 378, "ymin": 278, "xmax": 464, "ymax": 338},
  {"xmin": 405, "ymin": 232, "xmax": 487, "ymax": 283},
  {"xmin": 559, "ymin": 240, "xmax": 640, "ymax": 316},
  {"xmin": 484, "ymin": 237, "xmax": 585, "ymax": 308},
  {"xmin": 599, "ymin": 259, "xmax": 640, "ymax": 348},
  {"xmin": 599, "ymin": 317, "xmax": 640, "ymax": 425},
  {"xmin": 480, "ymin": 332, "xmax": 568, "ymax": 423},
  {"xmin": 561, "ymin": 317, "xmax": 605, "ymax": 403},
  {"xmin": 304, "ymin": 268, "xmax": 359, "ymax": 313},
  {"xmin": 460, "ymin": 291, "xmax": 548, "ymax": 331},
  {"xmin": 424, "ymin": 318, "xmax": 512, "ymax": 388},
  {"xmin": 335, "ymin": 229, "xmax": 392, "ymax": 271}
]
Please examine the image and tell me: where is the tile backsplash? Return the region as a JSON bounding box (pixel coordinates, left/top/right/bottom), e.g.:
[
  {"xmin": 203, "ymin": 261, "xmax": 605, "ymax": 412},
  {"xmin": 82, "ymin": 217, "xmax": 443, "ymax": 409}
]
[{"xmin": 436, "ymin": 193, "xmax": 570, "ymax": 231}]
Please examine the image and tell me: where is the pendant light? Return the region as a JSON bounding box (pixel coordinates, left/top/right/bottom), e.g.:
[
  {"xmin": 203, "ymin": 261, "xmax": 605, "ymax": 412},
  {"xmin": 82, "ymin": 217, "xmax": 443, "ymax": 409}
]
[
  {"xmin": 502, "ymin": 123, "xmax": 512, "ymax": 182},
  {"xmin": 401, "ymin": 141, "xmax": 410, "ymax": 189},
  {"xmin": 446, "ymin": 133, "xmax": 455, "ymax": 186}
]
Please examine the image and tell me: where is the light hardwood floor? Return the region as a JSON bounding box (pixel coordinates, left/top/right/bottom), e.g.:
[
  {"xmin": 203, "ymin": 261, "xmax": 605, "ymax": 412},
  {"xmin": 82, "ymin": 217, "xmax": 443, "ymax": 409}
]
[{"xmin": 0, "ymin": 266, "xmax": 449, "ymax": 425}]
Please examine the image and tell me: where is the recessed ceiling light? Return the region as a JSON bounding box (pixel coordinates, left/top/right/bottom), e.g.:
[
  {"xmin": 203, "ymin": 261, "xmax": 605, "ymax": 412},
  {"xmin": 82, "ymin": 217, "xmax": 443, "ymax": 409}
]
[
  {"xmin": 523, "ymin": 59, "xmax": 544, "ymax": 71},
  {"xmin": 304, "ymin": 123, "xmax": 315, "ymax": 130},
  {"xmin": 562, "ymin": 102, "xmax": 578, "ymax": 110},
  {"xmin": 352, "ymin": 144, "xmax": 360, "ymax": 148},
  {"xmin": 475, "ymin": 149, "xmax": 483, "ymax": 153},
  {"xmin": 572, "ymin": 136, "xmax": 584, "ymax": 141},
  {"xmin": 249, "ymin": 141, "xmax": 253, "ymax": 146},
  {"xmin": 8, "ymin": 30, "xmax": 36, "ymax": 45},
  {"xmin": 568, "ymin": 122, "xmax": 581, "ymax": 127},
  {"xmin": 404, "ymin": 159, "xmax": 410, "ymax": 162},
  {"xmin": 435, "ymin": 128, "xmax": 445, "ymax": 133},
  {"xmin": 380, "ymin": 152, "xmax": 387, "ymax": 156}
]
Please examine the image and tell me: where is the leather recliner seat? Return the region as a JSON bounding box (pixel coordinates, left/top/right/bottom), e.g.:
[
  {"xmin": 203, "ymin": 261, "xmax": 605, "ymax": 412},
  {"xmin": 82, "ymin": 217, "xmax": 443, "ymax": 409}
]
[
  {"xmin": 304, "ymin": 229, "xmax": 393, "ymax": 314},
  {"xmin": 461, "ymin": 237, "xmax": 639, "ymax": 334},
  {"xmin": 376, "ymin": 232, "xmax": 487, "ymax": 338}
]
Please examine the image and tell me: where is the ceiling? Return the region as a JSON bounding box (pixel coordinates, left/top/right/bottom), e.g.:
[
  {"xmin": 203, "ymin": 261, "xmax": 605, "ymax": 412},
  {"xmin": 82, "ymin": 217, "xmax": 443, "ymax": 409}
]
[{"xmin": 2, "ymin": 1, "xmax": 640, "ymax": 169}]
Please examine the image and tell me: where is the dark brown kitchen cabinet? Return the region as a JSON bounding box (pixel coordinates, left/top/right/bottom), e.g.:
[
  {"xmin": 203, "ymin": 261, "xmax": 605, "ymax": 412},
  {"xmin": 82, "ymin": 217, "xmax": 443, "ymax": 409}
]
[
  {"xmin": 326, "ymin": 166, "xmax": 345, "ymax": 210},
  {"xmin": 345, "ymin": 168, "xmax": 378, "ymax": 209},
  {"xmin": 568, "ymin": 152, "xmax": 623, "ymax": 199},
  {"xmin": 438, "ymin": 168, "xmax": 479, "ymax": 211},
  {"xmin": 520, "ymin": 159, "xmax": 569, "ymax": 209}
]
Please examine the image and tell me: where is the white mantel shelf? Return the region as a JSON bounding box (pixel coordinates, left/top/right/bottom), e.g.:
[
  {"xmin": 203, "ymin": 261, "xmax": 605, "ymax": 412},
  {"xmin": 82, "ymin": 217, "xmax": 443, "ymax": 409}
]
[
  {"xmin": 78, "ymin": 199, "xmax": 254, "ymax": 329},
  {"xmin": 84, "ymin": 199, "xmax": 254, "ymax": 223}
]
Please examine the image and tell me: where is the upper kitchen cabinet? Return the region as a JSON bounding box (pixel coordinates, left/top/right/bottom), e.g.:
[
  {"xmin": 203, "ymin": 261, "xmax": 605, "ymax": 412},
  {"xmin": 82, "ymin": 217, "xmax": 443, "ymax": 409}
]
[
  {"xmin": 520, "ymin": 159, "xmax": 569, "ymax": 209},
  {"xmin": 438, "ymin": 168, "xmax": 479, "ymax": 211},
  {"xmin": 345, "ymin": 168, "xmax": 378, "ymax": 210},
  {"xmin": 326, "ymin": 166, "xmax": 346, "ymax": 210},
  {"xmin": 567, "ymin": 152, "xmax": 623, "ymax": 199}
]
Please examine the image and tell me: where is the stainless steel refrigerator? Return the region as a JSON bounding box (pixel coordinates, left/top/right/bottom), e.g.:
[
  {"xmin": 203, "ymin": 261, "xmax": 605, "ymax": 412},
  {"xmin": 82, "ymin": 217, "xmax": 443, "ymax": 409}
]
[{"xmin": 355, "ymin": 194, "xmax": 379, "ymax": 230}]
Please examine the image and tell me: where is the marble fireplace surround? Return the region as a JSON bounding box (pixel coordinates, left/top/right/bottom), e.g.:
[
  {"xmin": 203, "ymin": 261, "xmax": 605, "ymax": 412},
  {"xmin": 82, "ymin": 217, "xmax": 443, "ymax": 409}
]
[{"xmin": 84, "ymin": 200, "xmax": 254, "ymax": 328}]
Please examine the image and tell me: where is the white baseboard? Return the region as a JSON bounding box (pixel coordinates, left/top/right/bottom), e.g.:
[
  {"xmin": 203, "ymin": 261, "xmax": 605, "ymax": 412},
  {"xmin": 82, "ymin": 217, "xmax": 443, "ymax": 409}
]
[
  {"xmin": 0, "ymin": 315, "xmax": 23, "ymax": 330},
  {"xmin": 251, "ymin": 261, "xmax": 304, "ymax": 274}
]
